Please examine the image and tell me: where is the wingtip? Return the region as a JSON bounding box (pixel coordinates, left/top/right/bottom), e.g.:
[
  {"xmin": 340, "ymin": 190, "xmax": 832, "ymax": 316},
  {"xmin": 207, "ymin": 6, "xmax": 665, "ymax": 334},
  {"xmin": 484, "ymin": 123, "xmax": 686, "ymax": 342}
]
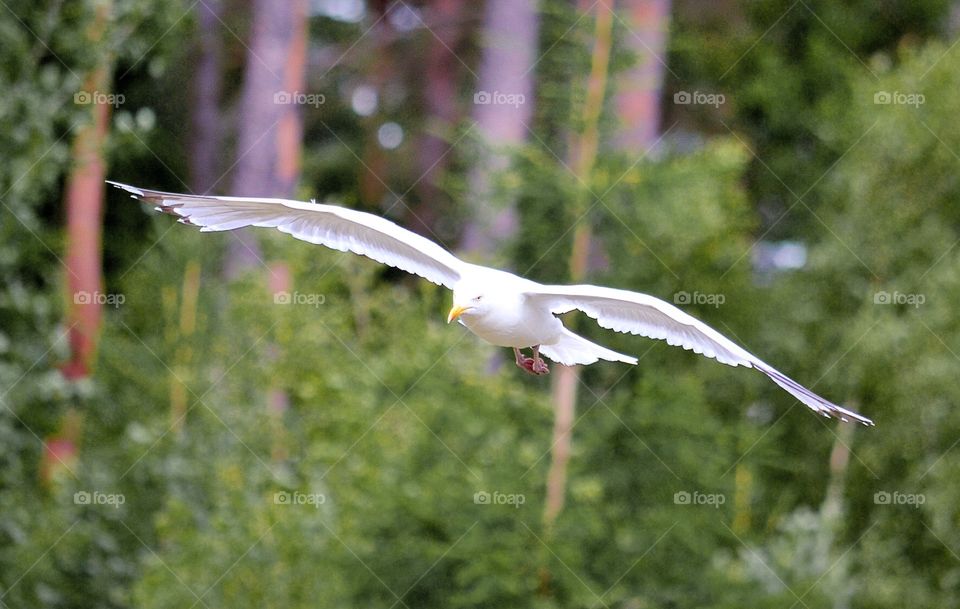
[
  {"xmin": 832, "ymin": 403, "xmax": 875, "ymax": 426},
  {"xmin": 106, "ymin": 180, "xmax": 144, "ymax": 197},
  {"xmin": 817, "ymin": 405, "xmax": 874, "ymax": 426},
  {"xmin": 824, "ymin": 404, "xmax": 875, "ymax": 426},
  {"xmin": 755, "ymin": 362, "xmax": 875, "ymax": 427}
]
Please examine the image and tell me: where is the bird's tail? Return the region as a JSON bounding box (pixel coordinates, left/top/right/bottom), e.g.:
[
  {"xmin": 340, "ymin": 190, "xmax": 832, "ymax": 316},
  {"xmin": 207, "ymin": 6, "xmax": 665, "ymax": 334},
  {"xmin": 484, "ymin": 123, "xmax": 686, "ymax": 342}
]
[{"xmin": 540, "ymin": 329, "xmax": 638, "ymax": 367}]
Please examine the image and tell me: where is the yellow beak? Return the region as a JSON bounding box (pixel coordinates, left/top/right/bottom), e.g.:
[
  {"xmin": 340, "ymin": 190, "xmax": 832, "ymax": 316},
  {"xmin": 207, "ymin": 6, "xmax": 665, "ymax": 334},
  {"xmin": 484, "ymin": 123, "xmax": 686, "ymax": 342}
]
[{"xmin": 447, "ymin": 305, "xmax": 471, "ymax": 323}]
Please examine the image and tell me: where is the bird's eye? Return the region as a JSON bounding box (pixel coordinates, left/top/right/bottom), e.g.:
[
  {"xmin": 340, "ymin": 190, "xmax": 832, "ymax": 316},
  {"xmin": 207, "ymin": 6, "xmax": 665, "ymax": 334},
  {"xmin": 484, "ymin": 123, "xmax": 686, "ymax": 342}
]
[{"xmin": 473, "ymin": 295, "xmax": 483, "ymax": 302}]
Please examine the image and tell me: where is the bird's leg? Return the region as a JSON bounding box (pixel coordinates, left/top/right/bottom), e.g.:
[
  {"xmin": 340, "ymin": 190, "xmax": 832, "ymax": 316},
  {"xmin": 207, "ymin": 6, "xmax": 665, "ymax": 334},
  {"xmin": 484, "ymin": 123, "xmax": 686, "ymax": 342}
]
[
  {"xmin": 531, "ymin": 345, "xmax": 550, "ymax": 375},
  {"xmin": 514, "ymin": 347, "xmax": 537, "ymax": 375},
  {"xmin": 513, "ymin": 347, "xmax": 526, "ymax": 367}
]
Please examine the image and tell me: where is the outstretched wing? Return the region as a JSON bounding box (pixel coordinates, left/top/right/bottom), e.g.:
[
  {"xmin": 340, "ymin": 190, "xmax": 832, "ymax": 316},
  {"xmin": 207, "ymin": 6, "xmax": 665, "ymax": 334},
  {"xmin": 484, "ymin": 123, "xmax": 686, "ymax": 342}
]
[
  {"xmin": 525, "ymin": 283, "xmax": 873, "ymax": 425},
  {"xmin": 109, "ymin": 181, "xmax": 465, "ymax": 289}
]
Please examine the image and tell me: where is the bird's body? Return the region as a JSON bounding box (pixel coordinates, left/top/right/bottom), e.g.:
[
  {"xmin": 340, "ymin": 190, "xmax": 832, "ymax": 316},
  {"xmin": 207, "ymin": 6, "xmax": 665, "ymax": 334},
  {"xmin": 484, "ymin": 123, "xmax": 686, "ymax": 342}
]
[
  {"xmin": 452, "ymin": 271, "xmax": 559, "ymax": 348},
  {"xmin": 459, "ymin": 294, "xmax": 557, "ymax": 349},
  {"xmin": 108, "ymin": 181, "xmax": 874, "ymax": 426},
  {"xmin": 451, "ymin": 272, "xmax": 638, "ymax": 368}
]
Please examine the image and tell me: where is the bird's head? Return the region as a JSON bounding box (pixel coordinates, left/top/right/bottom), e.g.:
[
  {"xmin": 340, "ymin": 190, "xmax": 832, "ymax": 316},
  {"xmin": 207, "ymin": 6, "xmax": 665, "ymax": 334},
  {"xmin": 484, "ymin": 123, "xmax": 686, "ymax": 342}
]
[
  {"xmin": 448, "ymin": 271, "xmax": 526, "ymax": 324},
  {"xmin": 447, "ymin": 288, "xmax": 488, "ymax": 323}
]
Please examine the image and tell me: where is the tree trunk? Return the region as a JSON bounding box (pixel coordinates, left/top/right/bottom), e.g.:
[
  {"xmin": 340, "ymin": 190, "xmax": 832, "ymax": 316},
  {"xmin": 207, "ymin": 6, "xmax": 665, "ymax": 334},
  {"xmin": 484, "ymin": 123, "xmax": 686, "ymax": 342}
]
[
  {"xmin": 612, "ymin": 0, "xmax": 670, "ymax": 151},
  {"xmin": 357, "ymin": 5, "xmax": 395, "ymax": 209},
  {"xmin": 62, "ymin": 0, "xmax": 113, "ymax": 381},
  {"xmin": 225, "ymin": 0, "xmax": 308, "ymax": 279},
  {"xmin": 411, "ymin": 0, "xmax": 468, "ymax": 238},
  {"xmin": 54, "ymin": 0, "xmax": 114, "ymax": 491},
  {"xmin": 223, "ymin": 0, "xmax": 307, "ymax": 459},
  {"xmin": 543, "ymin": 0, "xmax": 615, "ymax": 534},
  {"xmin": 543, "ymin": 0, "xmax": 671, "ymax": 533},
  {"xmin": 190, "ymin": 0, "xmax": 224, "ymax": 194},
  {"xmin": 460, "ymin": 0, "xmax": 539, "ymax": 259}
]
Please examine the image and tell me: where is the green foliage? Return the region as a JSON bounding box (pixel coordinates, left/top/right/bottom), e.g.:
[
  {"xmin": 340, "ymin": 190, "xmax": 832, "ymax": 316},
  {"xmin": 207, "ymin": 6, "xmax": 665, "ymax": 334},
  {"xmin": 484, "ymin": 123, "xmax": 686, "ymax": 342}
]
[
  {"xmin": 0, "ymin": 1, "xmax": 187, "ymax": 607},
  {"xmin": 669, "ymin": 0, "xmax": 950, "ymax": 238}
]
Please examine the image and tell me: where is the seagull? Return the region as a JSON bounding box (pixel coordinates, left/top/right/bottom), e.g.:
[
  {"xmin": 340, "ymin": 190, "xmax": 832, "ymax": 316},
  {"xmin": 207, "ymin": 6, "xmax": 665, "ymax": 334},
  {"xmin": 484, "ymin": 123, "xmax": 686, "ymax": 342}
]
[{"xmin": 108, "ymin": 181, "xmax": 873, "ymax": 426}]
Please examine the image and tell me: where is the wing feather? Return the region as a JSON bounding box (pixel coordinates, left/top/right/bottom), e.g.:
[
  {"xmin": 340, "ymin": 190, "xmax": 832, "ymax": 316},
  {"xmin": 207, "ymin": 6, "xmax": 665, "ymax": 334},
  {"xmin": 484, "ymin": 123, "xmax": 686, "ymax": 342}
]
[
  {"xmin": 526, "ymin": 284, "xmax": 873, "ymax": 425},
  {"xmin": 109, "ymin": 182, "xmax": 464, "ymax": 288}
]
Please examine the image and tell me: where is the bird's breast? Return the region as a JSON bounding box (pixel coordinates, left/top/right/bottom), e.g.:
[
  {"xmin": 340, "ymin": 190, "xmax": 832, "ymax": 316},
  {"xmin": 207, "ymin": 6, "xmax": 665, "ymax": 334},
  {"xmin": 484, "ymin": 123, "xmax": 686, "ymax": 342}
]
[{"xmin": 461, "ymin": 302, "xmax": 562, "ymax": 348}]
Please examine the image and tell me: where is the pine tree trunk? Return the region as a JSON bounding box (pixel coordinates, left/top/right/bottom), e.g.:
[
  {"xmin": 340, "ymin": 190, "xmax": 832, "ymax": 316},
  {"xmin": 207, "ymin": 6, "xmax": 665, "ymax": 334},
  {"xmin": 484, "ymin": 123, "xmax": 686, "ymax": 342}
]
[
  {"xmin": 543, "ymin": 0, "xmax": 670, "ymax": 532},
  {"xmin": 357, "ymin": 5, "xmax": 394, "ymax": 209},
  {"xmin": 62, "ymin": 0, "xmax": 113, "ymax": 380},
  {"xmin": 460, "ymin": 0, "xmax": 539, "ymax": 259},
  {"xmin": 411, "ymin": 0, "xmax": 468, "ymax": 237},
  {"xmin": 223, "ymin": 0, "xmax": 307, "ymax": 458},
  {"xmin": 225, "ymin": 0, "xmax": 308, "ymax": 279},
  {"xmin": 190, "ymin": 0, "xmax": 224, "ymax": 194},
  {"xmin": 543, "ymin": 0, "xmax": 615, "ymax": 534},
  {"xmin": 612, "ymin": 0, "xmax": 670, "ymax": 151}
]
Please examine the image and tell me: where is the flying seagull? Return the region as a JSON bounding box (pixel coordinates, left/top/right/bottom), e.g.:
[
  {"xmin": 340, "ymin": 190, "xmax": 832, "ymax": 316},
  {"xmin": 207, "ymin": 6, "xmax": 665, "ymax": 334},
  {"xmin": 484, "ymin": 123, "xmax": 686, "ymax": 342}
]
[{"xmin": 108, "ymin": 181, "xmax": 873, "ymax": 426}]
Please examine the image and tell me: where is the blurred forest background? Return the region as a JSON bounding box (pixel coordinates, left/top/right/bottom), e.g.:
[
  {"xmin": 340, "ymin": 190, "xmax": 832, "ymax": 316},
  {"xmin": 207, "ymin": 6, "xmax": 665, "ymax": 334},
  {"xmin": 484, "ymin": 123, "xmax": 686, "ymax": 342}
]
[{"xmin": 2, "ymin": 0, "xmax": 960, "ymax": 607}]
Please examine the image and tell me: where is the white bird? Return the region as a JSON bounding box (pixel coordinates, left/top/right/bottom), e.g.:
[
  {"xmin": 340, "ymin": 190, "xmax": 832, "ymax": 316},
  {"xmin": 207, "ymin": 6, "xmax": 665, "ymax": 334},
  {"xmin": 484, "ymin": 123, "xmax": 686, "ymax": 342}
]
[{"xmin": 108, "ymin": 181, "xmax": 873, "ymax": 426}]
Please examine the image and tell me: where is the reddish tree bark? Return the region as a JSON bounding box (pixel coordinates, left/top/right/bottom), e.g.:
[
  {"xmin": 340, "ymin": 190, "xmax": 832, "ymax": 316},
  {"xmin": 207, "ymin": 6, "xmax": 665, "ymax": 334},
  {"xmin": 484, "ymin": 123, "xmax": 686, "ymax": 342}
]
[
  {"xmin": 62, "ymin": 1, "xmax": 113, "ymax": 380},
  {"xmin": 40, "ymin": 409, "xmax": 81, "ymax": 485},
  {"xmin": 612, "ymin": 0, "xmax": 670, "ymax": 151},
  {"xmin": 225, "ymin": 0, "xmax": 308, "ymax": 278}
]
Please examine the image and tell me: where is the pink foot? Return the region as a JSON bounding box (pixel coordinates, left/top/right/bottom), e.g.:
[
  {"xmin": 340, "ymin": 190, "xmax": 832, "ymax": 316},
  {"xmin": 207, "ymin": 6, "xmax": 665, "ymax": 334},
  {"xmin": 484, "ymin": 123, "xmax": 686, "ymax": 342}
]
[
  {"xmin": 514, "ymin": 348, "xmax": 549, "ymax": 376},
  {"xmin": 516, "ymin": 355, "xmax": 537, "ymax": 375},
  {"xmin": 531, "ymin": 358, "xmax": 549, "ymax": 375}
]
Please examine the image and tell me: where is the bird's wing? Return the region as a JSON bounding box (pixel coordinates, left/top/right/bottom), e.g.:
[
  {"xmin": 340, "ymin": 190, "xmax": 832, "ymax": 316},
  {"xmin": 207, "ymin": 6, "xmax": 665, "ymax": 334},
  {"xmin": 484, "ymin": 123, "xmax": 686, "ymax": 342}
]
[
  {"xmin": 109, "ymin": 181, "xmax": 465, "ymax": 288},
  {"xmin": 524, "ymin": 283, "xmax": 873, "ymax": 425}
]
